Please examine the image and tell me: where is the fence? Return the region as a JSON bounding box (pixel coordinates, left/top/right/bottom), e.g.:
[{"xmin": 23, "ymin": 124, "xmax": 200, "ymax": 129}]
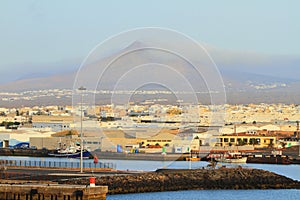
[{"xmin": 0, "ymin": 159, "xmax": 116, "ymax": 170}]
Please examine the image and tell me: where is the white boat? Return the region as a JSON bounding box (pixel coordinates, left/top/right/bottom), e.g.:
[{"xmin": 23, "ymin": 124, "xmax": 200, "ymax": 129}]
[
  {"xmin": 215, "ymin": 156, "xmax": 247, "ymax": 163},
  {"xmin": 215, "ymin": 152, "xmax": 247, "ymax": 163}
]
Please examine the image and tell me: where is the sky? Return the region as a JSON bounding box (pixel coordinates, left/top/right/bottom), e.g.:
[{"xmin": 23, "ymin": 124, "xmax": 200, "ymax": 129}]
[{"xmin": 0, "ymin": 0, "xmax": 299, "ymax": 83}]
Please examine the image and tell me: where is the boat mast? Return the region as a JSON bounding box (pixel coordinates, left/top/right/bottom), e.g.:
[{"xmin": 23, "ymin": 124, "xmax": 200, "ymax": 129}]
[{"xmin": 234, "ymin": 124, "xmax": 238, "ymax": 152}]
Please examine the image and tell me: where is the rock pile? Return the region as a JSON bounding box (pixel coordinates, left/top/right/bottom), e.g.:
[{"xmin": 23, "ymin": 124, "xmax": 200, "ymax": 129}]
[{"xmin": 60, "ymin": 168, "xmax": 300, "ymax": 194}]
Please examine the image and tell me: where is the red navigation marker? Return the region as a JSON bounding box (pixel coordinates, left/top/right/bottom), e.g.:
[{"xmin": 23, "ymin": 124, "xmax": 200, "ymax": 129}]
[{"xmin": 93, "ymin": 155, "xmax": 99, "ymax": 164}]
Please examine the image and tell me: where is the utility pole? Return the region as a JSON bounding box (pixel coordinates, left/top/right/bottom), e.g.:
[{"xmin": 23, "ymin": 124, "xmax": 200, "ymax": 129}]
[
  {"xmin": 296, "ymin": 121, "xmax": 299, "ymax": 140},
  {"xmin": 78, "ymin": 86, "xmax": 86, "ymax": 173},
  {"xmin": 297, "ymin": 121, "xmax": 300, "ymax": 157}
]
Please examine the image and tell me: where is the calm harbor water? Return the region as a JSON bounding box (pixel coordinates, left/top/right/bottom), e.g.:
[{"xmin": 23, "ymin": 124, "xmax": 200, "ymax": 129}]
[
  {"xmin": 107, "ymin": 189, "xmax": 300, "ymax": 200},
  {"xmin": 103, "ymin": 159, "xmax": 300, "ymax": 200},
  {"xmin": 1, "ymin": 156, "xmax": 299, "ymax": 199},
  {"xmin": 1, "ymin": 156, "xmax": 300, "ymax": 181}
]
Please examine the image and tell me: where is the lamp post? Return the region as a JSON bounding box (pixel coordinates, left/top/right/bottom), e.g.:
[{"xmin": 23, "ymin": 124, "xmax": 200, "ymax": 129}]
[
  {"xmin": 297, "ymin": 121, "xmax": 300, "ymax": 157},
  {"xmin": 100, "ymin": 136, "xmax": 104, "ymax": 152},
  {"xmin": 78, "ymin": 86, "xmax": 86, "ymax": 173}
]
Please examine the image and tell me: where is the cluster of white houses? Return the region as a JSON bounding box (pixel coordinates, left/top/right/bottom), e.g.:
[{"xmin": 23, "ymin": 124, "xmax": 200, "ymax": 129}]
[{"xmin": 0, "ymin": 114, "xmax": 299, "ymax": 153}]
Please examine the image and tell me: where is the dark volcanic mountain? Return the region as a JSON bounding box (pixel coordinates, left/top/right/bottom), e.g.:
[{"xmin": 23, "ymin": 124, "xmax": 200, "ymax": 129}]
[{"xmin": 1, "ymin": 41, "xmax": 300, "ymax": 105}]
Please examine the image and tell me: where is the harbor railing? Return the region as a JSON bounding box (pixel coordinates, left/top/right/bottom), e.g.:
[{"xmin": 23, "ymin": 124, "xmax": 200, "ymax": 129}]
[{"xmin": 0, "ymin": 159, "xmax": 116, "ymax": 170}]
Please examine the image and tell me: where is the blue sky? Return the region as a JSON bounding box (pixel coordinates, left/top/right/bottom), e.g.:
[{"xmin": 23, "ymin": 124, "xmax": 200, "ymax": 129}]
[{"xmin": 0, "ymin": 0, "xmax": 299, "ymax": 83}]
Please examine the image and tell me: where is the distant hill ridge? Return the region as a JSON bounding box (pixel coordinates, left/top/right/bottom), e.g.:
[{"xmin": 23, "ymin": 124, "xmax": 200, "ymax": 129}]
[{"xmin": 1, "ymin": 41, "xmax": 300, "ymax": 104}]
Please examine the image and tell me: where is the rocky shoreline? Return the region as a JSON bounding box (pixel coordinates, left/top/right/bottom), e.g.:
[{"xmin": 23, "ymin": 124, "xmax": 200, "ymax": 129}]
[{"xmin": 59, "ymin": 168, "xmax": 300, "ymax": 194}]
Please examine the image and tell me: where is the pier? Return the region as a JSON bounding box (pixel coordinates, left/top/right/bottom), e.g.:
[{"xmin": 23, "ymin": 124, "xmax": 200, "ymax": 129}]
[
  {"xmin": 0, "ymin": 184, "xmax": 108, "ymax": 200},
  {"xmin": 1, "ymin": 164, "xmax": 300, "ymax": 196}
]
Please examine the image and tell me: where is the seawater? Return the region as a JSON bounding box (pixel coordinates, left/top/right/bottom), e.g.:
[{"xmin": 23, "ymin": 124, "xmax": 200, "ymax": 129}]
[
  {"xmin": 1, "ymin": 156, "xmax": 300, "ymax": 180},
  {"xmin": 101, "ymin": 160, "xmax": 300, "ymax": 200},
  {"xmin": 1, "ymin": 156, "xmax": 300, "ymax": 199},
  {"xmin": 107, "ymin": 190, "xmax": 300, "ymax": 200}
]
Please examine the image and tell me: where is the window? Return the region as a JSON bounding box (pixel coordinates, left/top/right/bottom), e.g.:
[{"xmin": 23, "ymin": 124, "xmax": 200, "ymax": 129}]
[
  {"xmin": 230, "ymin": 138, "xmax": 235, "ymax": 143},
  {"xmin": 249, "ymin": 138, "xmax": 254, "ymax": 144},
  {"xmin": 224, "ymin": 138, "xmax": 229, "ymax": 142},
  {"xmin": 256, "ymin": 138, "xmax": 261, "ymax": 144}
]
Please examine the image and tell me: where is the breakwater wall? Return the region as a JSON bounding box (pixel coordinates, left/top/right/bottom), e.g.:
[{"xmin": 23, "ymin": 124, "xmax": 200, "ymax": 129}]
[
  {"xmin": 60, "ymin": 168, "xmax": 300, "ymax": 194},
  {"xmin": 0, "ymin": 148, "xmax": 49, "ymax": 157},
  {"xmin": 0, "ymin": 184, "xmax": 108, "ymax": 200}
]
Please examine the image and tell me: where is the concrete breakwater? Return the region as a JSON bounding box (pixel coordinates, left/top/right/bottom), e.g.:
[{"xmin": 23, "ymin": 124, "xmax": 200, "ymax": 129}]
[
  {"xmin": 60, "ymin": 168, "xmax": 300, "ymax": 194},
  {"xmin": 0, "ymin": 184, "xmax": 108, "ymax": 200}
]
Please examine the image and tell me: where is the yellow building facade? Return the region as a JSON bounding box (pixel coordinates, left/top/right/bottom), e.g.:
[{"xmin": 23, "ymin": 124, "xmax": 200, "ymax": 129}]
[{"xmin": 215, "ymin": 135, "xmax": 276, "ymax": 148}]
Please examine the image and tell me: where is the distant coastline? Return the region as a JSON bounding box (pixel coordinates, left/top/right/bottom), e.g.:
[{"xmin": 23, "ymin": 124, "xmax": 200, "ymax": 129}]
[{"xmin": 3, "ymin": 87, "xmax": 300, "ymax": 107}]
